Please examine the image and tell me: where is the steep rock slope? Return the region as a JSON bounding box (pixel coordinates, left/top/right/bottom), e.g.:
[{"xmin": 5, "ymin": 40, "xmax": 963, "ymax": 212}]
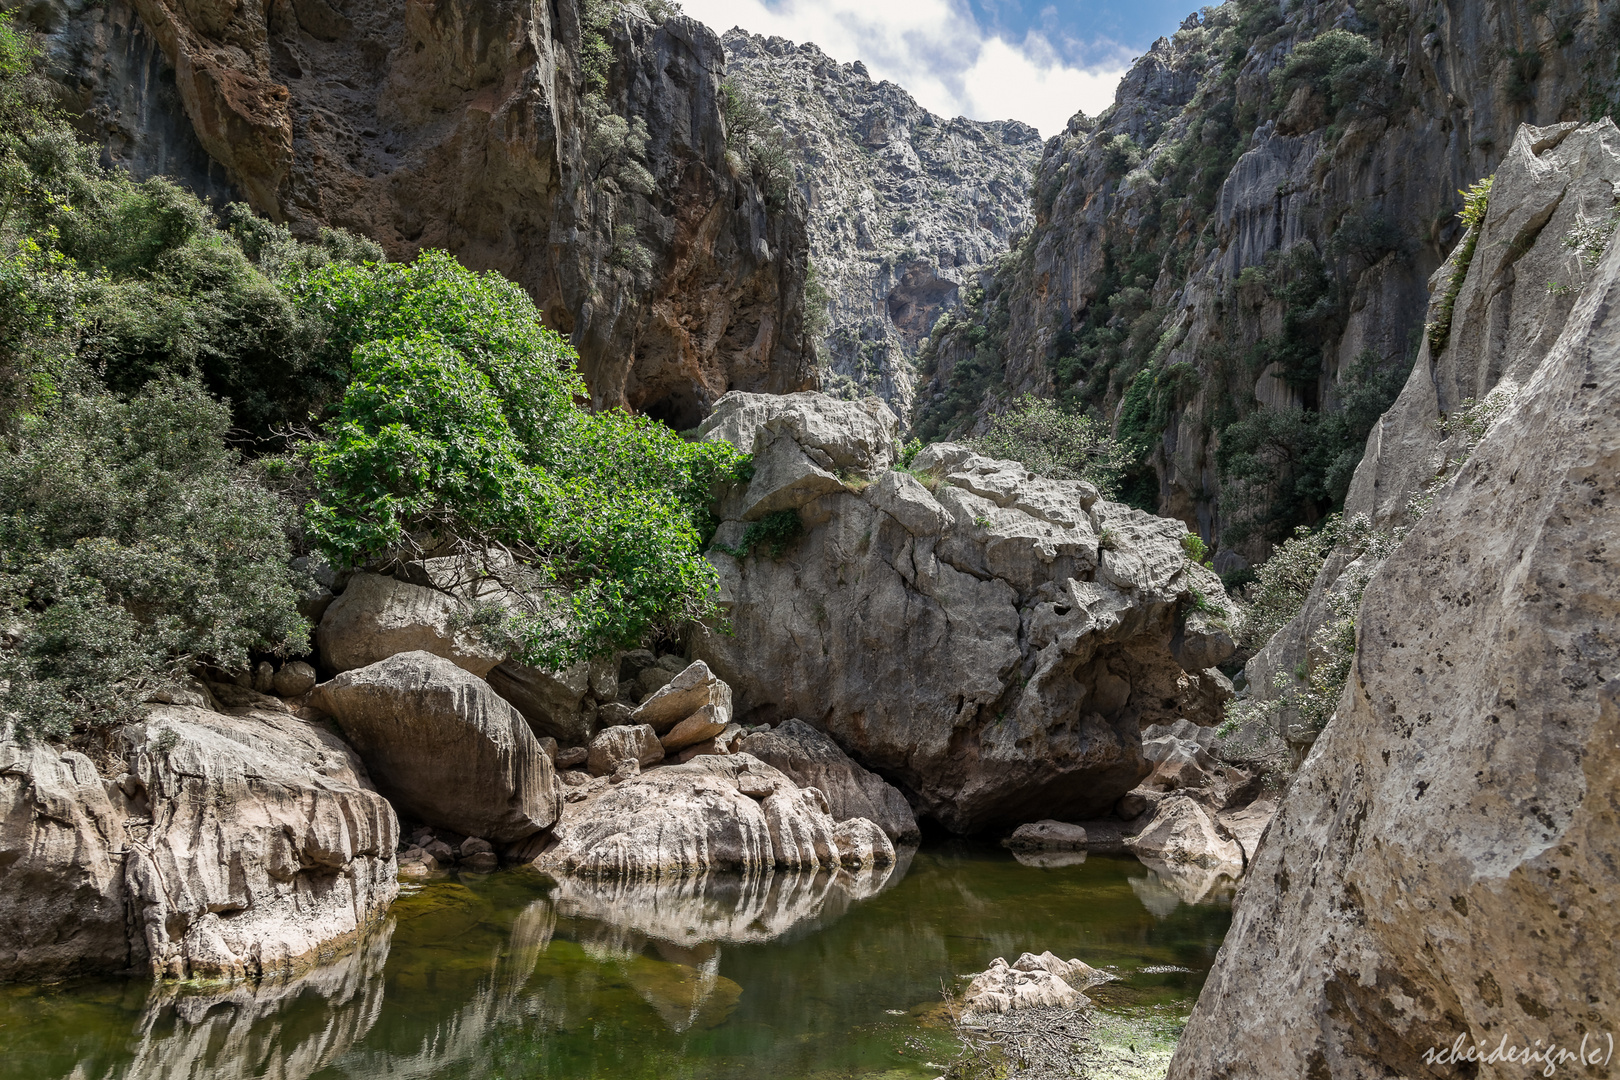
[
  {"xmin": 691, "ymin": 392, "xmax": 1236, "ymax": 833},
  {"xmin": 34, "ymin": 0, "xmax": 812, "ymax": 423},
  {"xmin": 722, "ymin": 31, "xmax": 1042, "ymax": 416},
  {"xmin": 1245, "ymin": 119, "xmax": 1620, "ymax": 736},
  {"xmin": 1167, "ymin": 133, "xmax": 1620, "ymax": 1076},
  {"xmin": 915, "ymin": 0, "xmax": 1619, "ymax": 557}
]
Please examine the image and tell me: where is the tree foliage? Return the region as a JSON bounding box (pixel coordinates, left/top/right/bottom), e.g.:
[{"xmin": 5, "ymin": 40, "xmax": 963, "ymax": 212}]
[
  {"xmin": 299, "ymin": 252, "xmax": 747, "ymax": 669},
  {"xmin": 971, "ymin": 394, "xmax": 1133, "ymax": 498}
]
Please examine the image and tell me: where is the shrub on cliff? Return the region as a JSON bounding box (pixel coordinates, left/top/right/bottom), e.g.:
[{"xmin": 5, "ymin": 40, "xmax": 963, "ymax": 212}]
[
  {"xmin": 971, "ymin": 395, "xmax": 1133, "ymax": 497},
  {"xmin": 0, "ymin": 380, "xmax": 308, "ymax": 742},
  {"xmin": 299, "ymin": 252, "xmax": 746, "ymax": 668}
]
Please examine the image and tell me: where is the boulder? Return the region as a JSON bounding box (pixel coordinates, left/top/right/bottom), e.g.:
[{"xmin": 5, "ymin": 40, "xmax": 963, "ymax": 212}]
[
  {"xmin": 694, "ymin": 393, "xmax": 1236, "ymax": 832},
  {"xmin": 658, "ymin": 708, "xmax": 730, "ymax": 753},
  {"xmin": 316, "ymin": 572, "xmax": 504, "ymax": 677},
  {"xmin": 537, "ymin": 755, "xmax": 861, "ymax": 877},
  {"xmin": 961, "ymin": 956, "xmax": 1088, "ymax": 1015},
  {"xmin": 673, "ymin": 723, "xmax": 746, "ymax": 763},
  {"xmin": 486, "ymin": 659, "xmax": 595, "ymax": 745},
  {"xmin": 0, "ymin": 739, "xmax": 136, "ymax": 982},
  {"xmin": 1170, "ymin": 141, "xmax": 1620, "ymax": 1078},
  {"xmin": 629, "ymin": 661, "xmax": 732, "ymax": 733},
  {"xmin": 738, "ymin": 718, "xmax": 920, "ymax": 842},
  {"xmin": 831, "ymin": 817, "xmax": 895, "ymax": 870},
  {"xmin": 1003, "ymin": 820, "xmax": 1088, "ymax": 851},
  {"xmin": 1124, "ymin": 795, "xmax": 1243, "ymax": 872},
  {"xmin": 586, "ymin": 724, "xmax": 665, "ymax": 777},
  {"xmin": 311, "ymin": 651, "xmax": 560, "ymax": 843},
  {"xmin": 272, "ymin": 660, "xmax": 318, "ymax": 697},
  {"xmin": 0, "ymin": 707, "xmax": 399, "ymax": 983}
]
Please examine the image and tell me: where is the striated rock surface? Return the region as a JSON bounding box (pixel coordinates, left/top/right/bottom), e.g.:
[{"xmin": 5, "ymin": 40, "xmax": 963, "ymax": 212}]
[
  {"xmin": 0, "ymin": 706, "xmax": 398, "ymax": 983},
  {"xmin": 738, "ymin": 718, "xmax": 919, "ymax": 843},
  {"xmin": 313, "ymin": 651, "xmax": 560, "ymax": 843},
  {"xmin": 538, "ymin": 753, "xmax": 889, "ymax": 877},
  {"xmin": 721, "ymin": 31, "xmax": 1042, "ymax": 413},
  {"xmin": 316, "ymin": 572, "xmax": 504, "ymax": 677},
  {"xmin": 1169, "ymin": 159, "xmax": 1620, "ymax": 1079},
  {"xmin": 39, "ymin": 0, "xmax": 812, "ymax": 421},
  {"xmin": 694, "ymin": 391, "xmax": 1236, "ymax": 832}
]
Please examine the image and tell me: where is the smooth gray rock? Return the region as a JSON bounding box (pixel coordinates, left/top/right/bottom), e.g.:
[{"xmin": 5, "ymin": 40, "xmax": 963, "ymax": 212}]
[
  {"xmin": 316, "ymin": 572, "xmax": 504, "ymax": 677},
  {"xmin": 695, "ymin": 393, "xmax": 1236, "ymax": 832},
  {"xmin": 313, "ymin": 651, "xmax": 560, "ymax": 843},
  {"xmin": 586, "ymin": 725, "xmax": 665, "ymax": 777}
]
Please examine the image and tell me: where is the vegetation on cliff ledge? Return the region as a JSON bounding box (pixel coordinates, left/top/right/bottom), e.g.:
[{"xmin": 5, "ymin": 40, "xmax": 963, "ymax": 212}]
[{"xmin": 0, "ymin": 15, "xmax": 740, "ymax": 741}]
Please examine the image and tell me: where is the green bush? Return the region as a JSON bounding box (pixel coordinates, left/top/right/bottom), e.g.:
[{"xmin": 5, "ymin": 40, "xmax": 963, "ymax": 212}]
[
  {"xmin": 0, "ymin": 379, "xmax": 308, "ymax": 741},
  {"xmin": 300, "ymin": 252, "xmax": 748, "ymax": 669},
  {"xmin": 970, "ymin": 394, "xmax": 1133, "ymax": 498}
]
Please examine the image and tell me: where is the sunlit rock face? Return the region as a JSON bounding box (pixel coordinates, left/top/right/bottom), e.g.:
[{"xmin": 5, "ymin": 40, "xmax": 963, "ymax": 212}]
[
  {"xmin": 33, "ymin": 0, "xmax": 813, "ymax": 420},
  {"xmin": 721, "ymin": 30, "xmax": 1042, "ymax": 415},
  {"xmin": 693, "ymin": 391, "xmax": 1237, "ymax": 832},
  {"xmin": 0, "ymin": 706, "xmax": 397, "ymax": 984},
  {"xmin": 1169, "ymin": 132, "xmax": 1620, "ymax": 1079}
]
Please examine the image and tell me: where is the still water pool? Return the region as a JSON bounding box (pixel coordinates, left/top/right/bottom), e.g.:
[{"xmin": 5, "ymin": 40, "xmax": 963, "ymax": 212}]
[{"xmin": 1, "ymin": 844, "xmax": 1233, "ymax": 1079}]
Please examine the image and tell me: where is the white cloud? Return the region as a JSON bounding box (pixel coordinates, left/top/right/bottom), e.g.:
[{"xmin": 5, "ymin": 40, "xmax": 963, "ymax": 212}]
[{"xmin": 679, "ymin": 0, "xmax": 1130, "ymax": 136}]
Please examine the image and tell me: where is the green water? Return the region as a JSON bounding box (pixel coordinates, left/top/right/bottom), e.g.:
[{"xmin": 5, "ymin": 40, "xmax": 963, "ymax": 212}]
[{"xmin": 0, "ymin": 845, "xmax": 1233, "ymax": 1080}]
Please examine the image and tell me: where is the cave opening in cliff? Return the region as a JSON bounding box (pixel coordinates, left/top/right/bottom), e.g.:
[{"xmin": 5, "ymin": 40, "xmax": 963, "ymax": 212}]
[{"xmin": 641, "ymin": 388, "xmax": 706, "ymax": 432}]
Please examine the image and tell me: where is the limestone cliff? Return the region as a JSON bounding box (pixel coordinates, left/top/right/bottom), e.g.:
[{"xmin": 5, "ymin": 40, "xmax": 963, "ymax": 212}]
[
  {"xmin": 691, "ymin": 392, "xmax": 1236, "ymax": 833},
  {"xmin": 721, "ymin": 31, "xmax": 1042, "ymax": 417},
  {"xmin": 30, "ymin": 0, "xmax": 813, "ymax": 423},
  {"xmin": 1167, "ymin": 120, "xmax": 1620, "ymax": 1077},
  {"xmin": 913, "ymin": 0, "xmax": 1619, "ymax": 559}
]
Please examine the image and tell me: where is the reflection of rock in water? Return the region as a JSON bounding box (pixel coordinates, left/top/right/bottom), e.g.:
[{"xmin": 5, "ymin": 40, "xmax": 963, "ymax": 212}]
[
  {"xmin": 110, "ymin": 920, "xmax": 393, "ymax": 1080},
  {"xmin": 1012, "ymin": 850, "xmax": 1089, "ymax": 869},
  {"xmin": 552, "ymin": 849, "xmax": 912, "ymax": 949},
  {"xmin": 1128, "ymin": 858, "xmax": 1237, "ymax": 918}
]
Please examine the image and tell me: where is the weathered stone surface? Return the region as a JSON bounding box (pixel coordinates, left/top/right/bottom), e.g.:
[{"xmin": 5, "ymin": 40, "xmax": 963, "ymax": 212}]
[
  {"xmin": 738, "ymin": 718, "xmax": 919, "ymax": 842},
  {"xmin": 695, "ymin": 392, "xmax": 1236, "ymax": 832},
  {"xmin": 586, "ymin": 724, "xmax": 665, "ymax": 778},
  {"xmin": 0, "ymin": 705, "xmax": 399, "ymax": 983},
  {"xmin": 316, "ymin": 573, "xmax": 503, "ymax": 677},
  {"xmin": 312, "ymin": 651, "xmax": 560, "ymax": 843},
  {"xmin": 486, "ymin": 659, "xmax": 595, "ymax": 746},
  {"xmin": 831, "ymin": 817, "xmax": 895, "ymax": 871},
  {"xmin": 538, "ymin": 754, "xmax": 875, "ymax": 878},
  {"xmin": 272, "ymin": 660, "xmax": 318, "ymax": 698},
  {"xmin": 962, "ymin": 955, "xmax": 1089, "ymax": 1016},
  {"xmin": 1169, "ymin": 210, "xmax": 1620, "ymax": 1079},
  {"xmin": 1247, "ymin": 121, "xmax": 1620, "ymax": 735},
  {"xmin": 1125, "ymin": 796, "xmax": 1242, "ymax": 873},
  {"xmin": 39, "ymin": 0, "xmax": 812, "ymax": 422},
  {"xmin": 1003, "ymin": 821, "xmax": 1088, "ymax": 851},
  {"xmin": 0, "ymin": 738, "xmax": 134, "ymax": 982},
  {"xmin": 658, "ymin": 708, "xmax": 730, "ymax": 753},
  {"xmin": 722, "ymin": 32, "xmax": 1041, "ymax": 412},
  {"xmin": 629, "ymin": 661, "xmax": 732, "ymax": 734}
]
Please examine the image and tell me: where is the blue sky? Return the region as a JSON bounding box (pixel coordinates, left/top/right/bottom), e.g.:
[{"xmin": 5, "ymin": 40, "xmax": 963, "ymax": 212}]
[{"xmin": 682, "ymin": 0, "xmax": 1202, "ymax": 136}]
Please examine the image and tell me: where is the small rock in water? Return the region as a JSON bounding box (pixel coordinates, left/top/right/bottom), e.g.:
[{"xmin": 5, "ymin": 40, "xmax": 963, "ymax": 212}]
[
  {"xmin": 460, "ymin": 837, "xmax": 493, "ymax": 857},
  {"xmin": 1002, "ymin": 820, "xmax": 1087, "ymax": 850}
]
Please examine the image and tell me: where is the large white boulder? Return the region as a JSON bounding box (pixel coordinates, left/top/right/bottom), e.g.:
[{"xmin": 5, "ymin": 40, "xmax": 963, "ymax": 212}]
[
  {"xmin": 316, "ymin": 572, "xmax": 504, "ymax": 677},
  {"xmin": 313, "ymin": 651, "xmax": 560, "ymax": 843}
]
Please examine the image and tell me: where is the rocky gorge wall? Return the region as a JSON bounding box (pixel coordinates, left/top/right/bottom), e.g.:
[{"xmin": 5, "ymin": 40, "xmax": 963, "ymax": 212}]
[
  {"xmin": 914, "ymin": 0, "xmax": 1620, "ymax": 560},
  {"xmin": 691, "ymin": 392, "xmax": 1237, "ymax": 832},
  {"xmin": 1167, "ymin": 123, "xmax": 1620, "ymax": 1076},
  {"xmin": 721, "ymin": 31, "xmax": 1042, "ymax": 417},
  {"xmin": 23, "ymin": 0, "xmax": 812, "ymax": 423}
]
